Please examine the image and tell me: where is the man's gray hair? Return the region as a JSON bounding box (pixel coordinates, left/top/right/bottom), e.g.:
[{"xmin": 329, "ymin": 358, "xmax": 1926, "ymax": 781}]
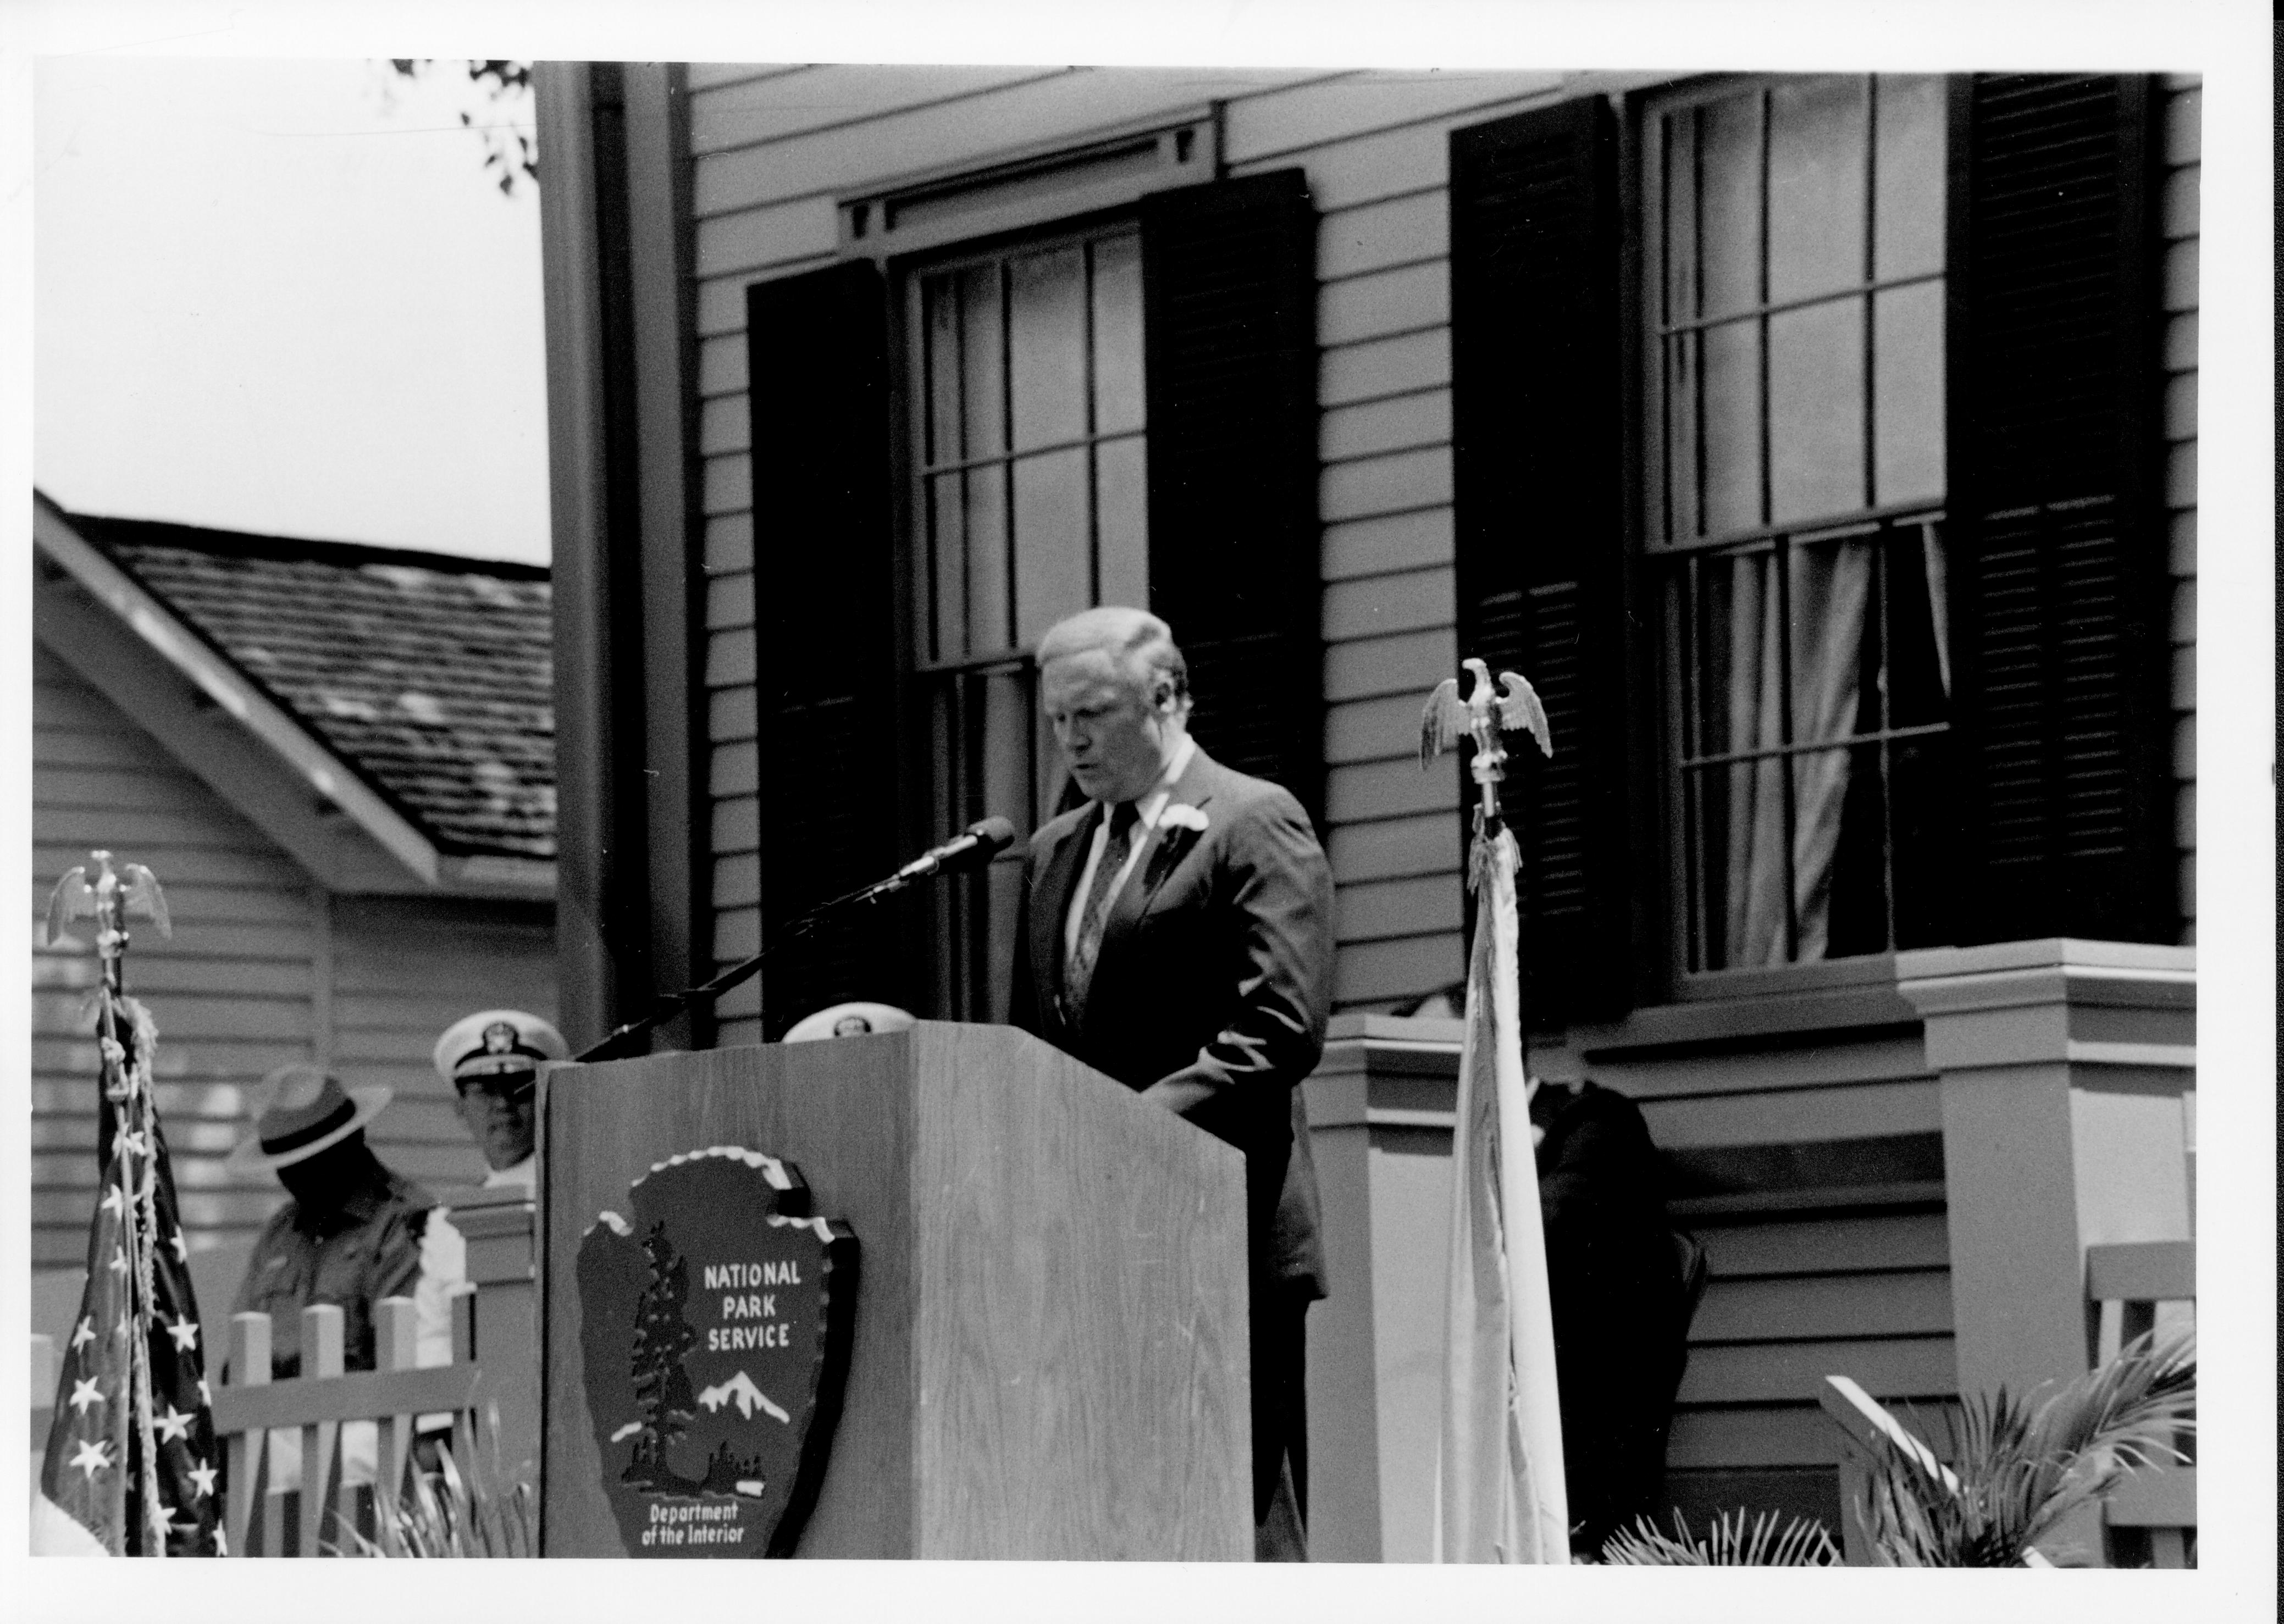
[{"xmin": 1036, "ymin": 606, "xmax": 1190, "ymax": 708}]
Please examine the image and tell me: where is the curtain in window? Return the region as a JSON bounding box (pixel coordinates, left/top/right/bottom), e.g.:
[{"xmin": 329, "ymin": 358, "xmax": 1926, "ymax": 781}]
[{"xmin": 1719, "ymin": 541, "xmax": 1872, "ymax": 966}]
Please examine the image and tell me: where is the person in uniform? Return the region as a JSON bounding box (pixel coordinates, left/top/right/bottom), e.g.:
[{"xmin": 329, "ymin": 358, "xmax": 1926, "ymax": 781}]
[
  {"xmin": 227, "ymin": 1063, "xmax": 460, "ymax": 1379},
  {"xmin": 430, "ymin": 1009, "xmax": 569, "ymax": 1190},
  {"xmin": 1008, "ymin": 606, "xmax": 1333, "ymax": 1561},
  {"xmin": 225, "ymin": 1063, "xmax": 467, "ymax": 1517}
]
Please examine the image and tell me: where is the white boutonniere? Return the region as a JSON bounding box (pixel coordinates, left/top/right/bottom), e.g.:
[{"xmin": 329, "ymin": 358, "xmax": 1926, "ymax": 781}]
[{"xmin": 1158, "ymin": 803, "xmax": 1209, "ymax": 835}]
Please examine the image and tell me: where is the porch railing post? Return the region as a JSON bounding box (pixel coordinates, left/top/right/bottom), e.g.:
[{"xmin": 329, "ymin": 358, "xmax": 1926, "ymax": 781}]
[{"xmin": 1897, "ymin": 938, "xmax": 2195, "ymax": 1564}]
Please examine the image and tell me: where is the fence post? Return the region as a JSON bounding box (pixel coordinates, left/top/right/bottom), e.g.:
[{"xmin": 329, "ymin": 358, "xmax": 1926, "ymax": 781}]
[
  {"xmin": 448, "ymin": 1284, "xmax": 478, "ymax": 1470},
  {"xmin": 226, "ymin": 1311, "xmax": 272, "ymax": 1559},
  {"xmin": 374, "ymin": 1295, "xmax": 418, "ymax": 1536},
  {"xmin": 300, "ymin": 1304, "xmax": 345, "ymax": 1558}
]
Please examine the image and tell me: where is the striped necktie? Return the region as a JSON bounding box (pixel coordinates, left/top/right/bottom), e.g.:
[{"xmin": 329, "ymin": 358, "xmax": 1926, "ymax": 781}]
[{"xmin": 1063, "ymin": 801, "xmax": 1141, "ymax": 1024}]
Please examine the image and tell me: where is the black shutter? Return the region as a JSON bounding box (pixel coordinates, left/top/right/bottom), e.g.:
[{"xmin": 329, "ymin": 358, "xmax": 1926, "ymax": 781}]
[
  {"xmin": 745, "ymin": 262, "xmax": 906, "ymax": 1034},
  {"xmin": 1449, "ymin": 97, "xmax": 1632, "ymax": 1023},
  {"xmin": 1140, "ymin": 170, "xmax": 1323, "ymax": 819},
  {"xmin": 1949, "ymin": 75, "xmax": 2170, "ymax": 944}
]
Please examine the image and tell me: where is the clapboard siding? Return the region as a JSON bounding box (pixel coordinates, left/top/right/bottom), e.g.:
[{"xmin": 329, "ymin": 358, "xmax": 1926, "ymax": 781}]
[
  {"xmin": 685, "ymin": 65, "xmax": 1592, "ymax": 1028},
  {"xmin": 2161, "ymin": 79, "xmax": 2198, "ymax": 941},
  {"xmin": 32, "ymin": 647, "xmax": 314, "ymax": 1266},
  {"xmin": 31, "ymin": 644, "xmax": 559, "ymax": 1272},
  {"xmin": 1589, "ymin": 1032, "xmax": 1960, "ymax": 1516},
  {"xmin": 330, "ymin": 893, "xmax": 557, "ymax": 1193}
]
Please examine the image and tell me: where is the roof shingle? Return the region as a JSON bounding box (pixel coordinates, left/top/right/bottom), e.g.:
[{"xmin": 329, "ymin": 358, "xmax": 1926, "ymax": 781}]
[{"xmin": 69, "ymin": 514, "xmax": 555, "ymax": 862}]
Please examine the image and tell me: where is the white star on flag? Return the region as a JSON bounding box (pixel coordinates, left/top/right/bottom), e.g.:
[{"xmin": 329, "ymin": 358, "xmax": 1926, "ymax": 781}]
[
  {"xmin": 115, "ymin": 1312, "xmax": 133, "ymax": 1342},
  {"xmin": 107, "ymin": 1244, "xmax": 129, "ymax": 1277},
  {"xmin": 148, "ymin": 1498, "xmax": 174, "ymax": 1537},
  {"xmin": 197, "ymin": 1377, "xmax": 213, "ymax": 1407},
  {"xmin": 169, "ymin": 1229, "xmax": 187, "ymax": 1263},
  {"xmin": 165, "ymin": 1315, "xmax": 199, "ymax": 1353},
  {"xmin": 99, "ymin": 1184, "xmax": 125, "ymax": 1217},
  {"xmin": 120, "ymin": 1129, "xmax": 150, "ymax": 1159},
  {"xmin": 155, "ymin": 1405, "xmax": 193, "ymax": 1444},
  {"xmin": 187, "ymin": 1460, "xmax": 218, "ymax": 1499},
  {"xmin": 69, "ymin": 1438, "xmax": 111, "ymax": 1481},
  {"xmin": 70, "ymin": 1316, "xmax": 95, "ymax": 1352},
  {"xmin": 68, "ymin": 1377, "xmax": 105, "ymax": 1416}
]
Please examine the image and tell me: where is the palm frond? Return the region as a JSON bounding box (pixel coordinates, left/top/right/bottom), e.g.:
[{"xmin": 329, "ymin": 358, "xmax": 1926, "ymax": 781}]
[
  {"xmin": 328, "ymin": 1396, "xmax": 539, "ymax": 1558},
  {"xmin": 1601, "ymin": 1507, "xmax": 1842, "ymax": 1566},
  {"xmin": 1850, "ymin": 1328, "xmax": 2194, "ymax": 1567}
]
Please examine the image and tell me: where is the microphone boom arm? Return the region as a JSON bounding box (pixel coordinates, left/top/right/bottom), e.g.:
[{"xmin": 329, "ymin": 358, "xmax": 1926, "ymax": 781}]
[{"xmin": 572, "ymin": 820, "xmax": 1011, "ymax": 1063}]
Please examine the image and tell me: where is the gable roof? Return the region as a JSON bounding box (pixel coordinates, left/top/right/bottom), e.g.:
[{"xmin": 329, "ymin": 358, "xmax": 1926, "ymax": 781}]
[{"xmin": 38, "ymin": 498, "xmax": 556, "ymax": 872}]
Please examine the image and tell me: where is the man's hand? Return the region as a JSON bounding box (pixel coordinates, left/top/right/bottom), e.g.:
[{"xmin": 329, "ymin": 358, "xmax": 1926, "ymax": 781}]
[{"xmin": 1137, "ymin": 1076, "xmax": 1219, "ymax": 1116}]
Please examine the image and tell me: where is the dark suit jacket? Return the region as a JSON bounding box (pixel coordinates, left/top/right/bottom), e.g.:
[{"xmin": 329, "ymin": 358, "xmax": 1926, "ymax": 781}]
[{"xmin": 1010, "ymin": 744, "xmax": 1331, "ymax": 1296}]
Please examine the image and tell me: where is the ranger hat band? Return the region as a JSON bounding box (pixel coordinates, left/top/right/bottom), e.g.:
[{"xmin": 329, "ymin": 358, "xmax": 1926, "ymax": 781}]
[
  {"xmin": 226, "ymin": 1063, "xmax": 392, "ymax": 1172},
  {"xmin": 434, "ymin": 1009, "xmax": 569, "ymax": 1085}
]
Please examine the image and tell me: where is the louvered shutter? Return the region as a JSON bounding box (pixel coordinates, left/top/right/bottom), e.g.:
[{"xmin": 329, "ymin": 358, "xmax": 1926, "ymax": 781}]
[
  {"xmin": 1140, "ymin": 170, "xmax": 1323, "ymax": 821},
  {"xmin": 1449, "ymin": 97, "xmax": 1633, "ymax": 1022},
  {"xmin": 745, "ymin": 262, "xmax": 910, "ymax": 1034},
  {"xmin": 1949, "ymin": 75, "xmax": 2170, "ymax": 944}
]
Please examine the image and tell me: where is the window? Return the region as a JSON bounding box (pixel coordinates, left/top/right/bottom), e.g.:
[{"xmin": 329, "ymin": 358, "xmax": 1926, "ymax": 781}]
[
  {"xmin": 1451, "ymin": 76, "xmax": 2171, "ymax": 1022},
  {"xmin": 1643, "ymin": 76, "xmax": 1954, "ymax": 972},
  {"xmin": 904, "ymin": 223, "xmax": 1149, "ymax": 1020}
]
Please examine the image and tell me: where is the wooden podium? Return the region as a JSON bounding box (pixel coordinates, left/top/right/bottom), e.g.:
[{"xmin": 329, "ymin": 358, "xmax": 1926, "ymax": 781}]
[{"xmin": 537, "ymin": 1022, "xmax": 1253, "ymax": 1559}]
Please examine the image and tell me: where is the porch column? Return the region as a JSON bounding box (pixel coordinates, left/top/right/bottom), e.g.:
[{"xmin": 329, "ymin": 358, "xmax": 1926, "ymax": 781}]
[
  {"xmin": 1301, "ymin": 1015, "xmax": 1463, "ymax": 1564},
  {"xmin": 1898, "ymin": 939, "xmax": 2195, "ymax": 1403}
]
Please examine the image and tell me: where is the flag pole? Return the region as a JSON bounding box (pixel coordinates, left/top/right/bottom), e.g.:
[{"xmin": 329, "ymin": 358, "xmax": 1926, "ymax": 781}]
[{"xmin": 1420, "ymin": 660, "xmax": 1569, "ymax": 1563}]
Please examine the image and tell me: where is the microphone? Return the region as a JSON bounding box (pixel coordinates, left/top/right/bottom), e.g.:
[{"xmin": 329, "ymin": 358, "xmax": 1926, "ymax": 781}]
[{"xmin": 887, "ymin": 817, "xmax": 1016, "ymax": 885}]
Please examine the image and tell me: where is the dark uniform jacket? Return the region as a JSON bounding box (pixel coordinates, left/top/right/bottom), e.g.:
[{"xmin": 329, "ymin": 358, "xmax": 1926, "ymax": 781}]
[
  {"xmin": 1530, "ymin": 1079, "xmax": 1697, "ymax": 1553},
  {"xmin": 1009, "ymin": 744, "xmax": 1332, "ymax": 1296},
  {"xmin": 231, "ymin": 1162, "xmax": 439, "ymax": 1378}
]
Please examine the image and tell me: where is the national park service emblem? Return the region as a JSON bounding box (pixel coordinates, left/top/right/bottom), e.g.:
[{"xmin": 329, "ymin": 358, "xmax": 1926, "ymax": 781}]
[{"xmin": 576, "ymin": 1146, "xmax": 858, "ymax": 1558}]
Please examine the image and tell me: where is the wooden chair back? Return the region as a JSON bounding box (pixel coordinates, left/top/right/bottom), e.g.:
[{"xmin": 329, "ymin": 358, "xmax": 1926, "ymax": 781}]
[{"xmin": 2085, "ymin": 1239, "xmax": 2195, "ymax": 1568}]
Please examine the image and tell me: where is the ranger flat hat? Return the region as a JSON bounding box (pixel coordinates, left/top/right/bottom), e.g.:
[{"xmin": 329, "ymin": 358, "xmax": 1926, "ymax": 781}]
[
  {"xmin": 434, "ymin": 1008, "xmax": 569, "ymax": 1087},
  {"xmin": 226, "ymin": 1063, "xmax": 392, "ymax": 1172}
]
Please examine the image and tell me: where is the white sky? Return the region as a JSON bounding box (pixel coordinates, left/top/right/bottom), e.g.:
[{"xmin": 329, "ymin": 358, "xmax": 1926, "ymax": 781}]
[{"xmin": 34, "ymin": 57, "xmax": 549, "ymax": 563}]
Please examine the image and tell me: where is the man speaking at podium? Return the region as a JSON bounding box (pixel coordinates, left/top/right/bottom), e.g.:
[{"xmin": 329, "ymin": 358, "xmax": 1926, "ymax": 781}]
[{"xmin": 1009, "ymin": 607, "xmax": 1332, "ymax": 1562}]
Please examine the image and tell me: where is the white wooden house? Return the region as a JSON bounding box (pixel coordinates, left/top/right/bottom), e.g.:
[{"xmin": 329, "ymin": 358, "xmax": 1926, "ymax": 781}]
[
  {"xmin": 532, "ymin": 66, "xmax": 2199, "ymax": 1558},
  {"xmin": 31, "ymin": 496, "xmax": 558, "ymax": 1307}
]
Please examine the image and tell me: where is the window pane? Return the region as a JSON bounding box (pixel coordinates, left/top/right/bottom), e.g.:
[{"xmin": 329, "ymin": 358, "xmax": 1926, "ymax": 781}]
[
  {"xmin": 1874, "ymin": 75, "xmax": 1946, "ymax": 281},
  {"xmin": 1768, "ymin": 77, "xmax": 1869, "ymax": 303},
  {"xmin": 1787, "ymin": 536, "xmax": 1871, "ymax": 747},
  {"xmin": 961, "ymin": 267, "xmax": 1005, "ymax": 458},
  {"xmin": 927, "ymin": 472, "xmax": 967, "ymax": 663},
  {"xmin": 1768, "ymin": 298, "xmax": 1865, "ymax": 524},
  {"xmin": 980, "ymin": 666, "xmax": 1035, "ymax": 839},
  {"xmin": 1008, "ymin": 247, "xmax": 1087, "ymax": 452},
  {"xmin": 964, "ymin": 465, "xmax": 1010, "ymax": 656},
  {"xmin": 1699, "ymin": 96, "xmax": 1763, "ymax": 319},
  {"xmin": 1873, "ymin": 281, "xmax": 1945, "ymax": 507},
  {"xmin": 1091, "ymin": 234, "xmax": 1145, "ymax": 435},
  {"xmin": 1011, "ymin": 447, "xmax": 1091, "ymax": 646},
  {"xmin": 922, "ymin": 273, "xmax": 965, "ymax": 465},
  {"xmin": 1096, "ymin": 435, "xmax": 1149, "ymax": 608},
  {"xmin": 1701, "ymin": 322, "xmax": 1763, "ymax": 535}
]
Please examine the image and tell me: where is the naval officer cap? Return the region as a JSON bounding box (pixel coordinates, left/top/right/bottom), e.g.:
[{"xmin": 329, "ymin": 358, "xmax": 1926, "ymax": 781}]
[{"xmin": 434, "ymin": 1008, "xmax": 570, "ymax": 1089}]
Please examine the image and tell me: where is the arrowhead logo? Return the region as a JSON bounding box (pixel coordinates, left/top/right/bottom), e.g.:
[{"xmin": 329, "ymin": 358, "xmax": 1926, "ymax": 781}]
[{"xmin": 576, "ymin": 1147, "xmax": 858, "ymax": 1558}]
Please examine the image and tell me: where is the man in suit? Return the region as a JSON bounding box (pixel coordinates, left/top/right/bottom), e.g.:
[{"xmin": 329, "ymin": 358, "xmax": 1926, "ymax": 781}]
[{"xmin": 1009, "ymin": 606, "xmax": 1332, "ymax": 1562}]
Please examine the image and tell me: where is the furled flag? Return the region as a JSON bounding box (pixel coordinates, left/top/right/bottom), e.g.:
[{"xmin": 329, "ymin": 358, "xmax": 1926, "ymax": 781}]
[
  {"xmin": 35, "ymin": 853, "xmax": 224, "ymax": 1558},
  {"xmin": 1422, "ymin": 660, "xmax": 1568, "ymax": 1562}
]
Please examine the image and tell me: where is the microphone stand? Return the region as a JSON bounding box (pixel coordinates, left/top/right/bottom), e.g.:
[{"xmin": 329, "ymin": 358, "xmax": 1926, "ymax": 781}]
[{"xmin": 572, "ymin": 862, "xmax": 949, "ymax": 1064}]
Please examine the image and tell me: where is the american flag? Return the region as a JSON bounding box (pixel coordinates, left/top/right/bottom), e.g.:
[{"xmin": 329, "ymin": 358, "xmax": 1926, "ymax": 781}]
[{"xmin": 36, "ymin": 860, "xmax": 222, "ymax": 1558}]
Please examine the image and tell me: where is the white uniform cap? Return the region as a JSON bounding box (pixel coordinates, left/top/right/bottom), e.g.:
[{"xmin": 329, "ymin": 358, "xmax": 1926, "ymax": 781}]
[
  {"xmin": 781, "ymin": 1002, "xmax": 917, "ymax": 1043},
  {"xmin": 434, "ymin": 1008, "xmax": 569, "ymax": 1085}
]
